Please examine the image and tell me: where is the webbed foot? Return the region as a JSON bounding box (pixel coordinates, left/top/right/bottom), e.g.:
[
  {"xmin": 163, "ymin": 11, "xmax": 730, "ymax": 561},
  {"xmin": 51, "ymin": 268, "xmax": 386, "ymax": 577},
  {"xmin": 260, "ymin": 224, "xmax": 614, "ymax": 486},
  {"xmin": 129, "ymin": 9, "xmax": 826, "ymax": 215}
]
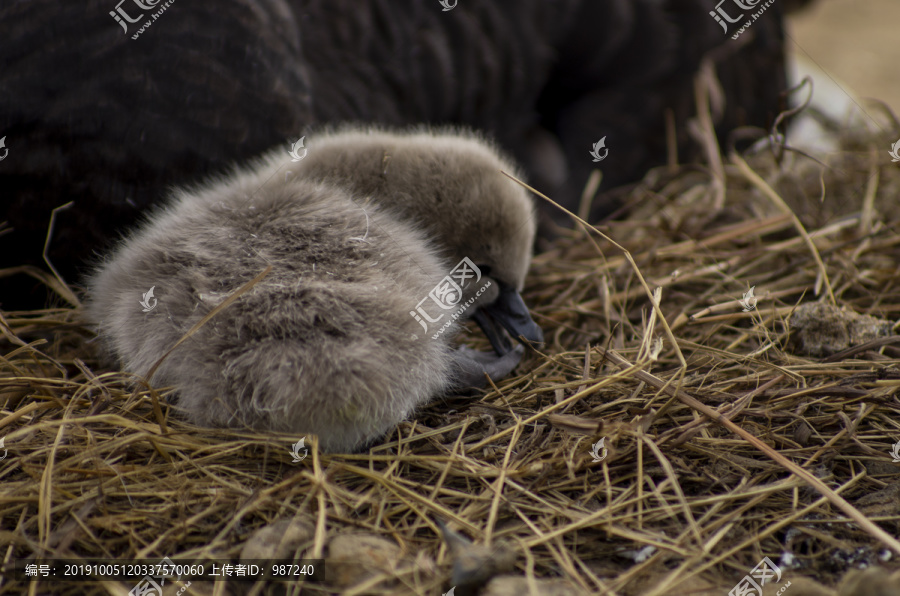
[{"xmin": 447, "ymin": 344, "xmax": 524, "ymax": 390}]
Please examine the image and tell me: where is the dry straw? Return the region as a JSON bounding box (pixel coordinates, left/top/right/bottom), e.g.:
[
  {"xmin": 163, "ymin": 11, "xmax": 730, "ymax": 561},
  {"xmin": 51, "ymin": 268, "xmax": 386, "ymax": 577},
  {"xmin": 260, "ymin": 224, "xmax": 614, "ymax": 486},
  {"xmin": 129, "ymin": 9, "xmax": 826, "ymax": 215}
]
[{"xmin": 3, "ymin": 88, "xmax": 900, "ymax": 595}]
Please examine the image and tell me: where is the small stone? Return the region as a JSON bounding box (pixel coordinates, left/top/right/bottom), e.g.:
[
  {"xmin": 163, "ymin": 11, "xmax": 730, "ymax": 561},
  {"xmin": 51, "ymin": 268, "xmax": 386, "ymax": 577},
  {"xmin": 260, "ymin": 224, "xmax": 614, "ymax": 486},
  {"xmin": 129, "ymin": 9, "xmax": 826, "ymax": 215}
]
[
  {"xmin": 323, "ymin": 533, "xmax": 404, "ymax": 589},
  {"xmin": 481, "ymin": 576, "xmax": 588, "ymax": 596},
  {"xmin": 838, "ymin": 567, "xmax": 900, "ymax": 596},
  {"xmin": 438, "ymin": 521, "xmax": 516, "ymax": 592},
  {"xmin": 625, "ymin": 572, "xmax": 730, "ymax": 595},
  {"xmin": 855, "ymin": 482, "xmax": 900, "ymax": 517},
  {"xmin": 778, "ymin": 577, "xmax": 836, "ymax": 596},
  {"xmin": 239, "ymin": 517, "xmax": 315, "ymax": 560},
  {"xmin": 788, "ymin": 303, "xmax": 894, "ymax": 357}
]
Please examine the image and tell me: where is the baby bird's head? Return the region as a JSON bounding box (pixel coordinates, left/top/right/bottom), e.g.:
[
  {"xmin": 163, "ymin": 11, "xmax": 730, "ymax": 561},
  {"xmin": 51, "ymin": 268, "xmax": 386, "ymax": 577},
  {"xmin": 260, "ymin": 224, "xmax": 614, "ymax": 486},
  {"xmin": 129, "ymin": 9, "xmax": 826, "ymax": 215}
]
[{"xmin": 291, "ymin": 126, "xmax": 542, "ymax": 353}]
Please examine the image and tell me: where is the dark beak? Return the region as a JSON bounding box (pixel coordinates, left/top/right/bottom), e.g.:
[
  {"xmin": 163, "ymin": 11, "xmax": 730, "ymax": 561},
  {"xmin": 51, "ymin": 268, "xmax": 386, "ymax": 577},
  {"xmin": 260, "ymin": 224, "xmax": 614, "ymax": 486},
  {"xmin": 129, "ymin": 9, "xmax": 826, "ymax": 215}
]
[{"xmin": 472, "ymin": 284, "xmax": 543, "ymax": 356}]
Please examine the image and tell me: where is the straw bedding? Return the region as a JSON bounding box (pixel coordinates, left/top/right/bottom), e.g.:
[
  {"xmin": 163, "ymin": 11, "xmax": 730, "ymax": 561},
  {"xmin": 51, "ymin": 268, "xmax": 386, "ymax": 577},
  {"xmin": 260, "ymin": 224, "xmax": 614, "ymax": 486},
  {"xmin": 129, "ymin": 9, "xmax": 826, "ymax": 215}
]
[{"xmin": 3, "ymin": 99, "xmax": 900, "ymax": 595}]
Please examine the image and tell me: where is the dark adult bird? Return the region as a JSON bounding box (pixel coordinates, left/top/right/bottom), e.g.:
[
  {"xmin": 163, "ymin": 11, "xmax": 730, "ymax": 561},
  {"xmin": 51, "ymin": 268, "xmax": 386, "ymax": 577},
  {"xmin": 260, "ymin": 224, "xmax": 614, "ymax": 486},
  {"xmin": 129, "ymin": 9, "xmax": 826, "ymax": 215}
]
[{"xmin": 0, "ymin": 0, "xmax": 791, "ymax": 306}]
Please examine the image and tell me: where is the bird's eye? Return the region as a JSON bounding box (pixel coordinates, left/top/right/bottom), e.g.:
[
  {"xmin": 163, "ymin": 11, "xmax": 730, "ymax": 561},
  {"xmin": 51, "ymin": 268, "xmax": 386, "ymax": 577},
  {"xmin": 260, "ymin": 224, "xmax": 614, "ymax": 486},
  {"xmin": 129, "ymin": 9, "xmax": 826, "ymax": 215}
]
[{"xmin": 476, "ymin": 264, "xmax": 492, "ymax": 277}]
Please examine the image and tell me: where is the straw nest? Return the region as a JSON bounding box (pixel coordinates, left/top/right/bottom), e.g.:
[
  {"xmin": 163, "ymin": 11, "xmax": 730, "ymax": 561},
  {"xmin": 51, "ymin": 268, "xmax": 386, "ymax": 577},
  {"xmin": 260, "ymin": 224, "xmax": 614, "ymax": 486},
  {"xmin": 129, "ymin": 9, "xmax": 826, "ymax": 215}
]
[{"xmin": 4, "ymin": 90, "xmax": 900, "ymax": 596}]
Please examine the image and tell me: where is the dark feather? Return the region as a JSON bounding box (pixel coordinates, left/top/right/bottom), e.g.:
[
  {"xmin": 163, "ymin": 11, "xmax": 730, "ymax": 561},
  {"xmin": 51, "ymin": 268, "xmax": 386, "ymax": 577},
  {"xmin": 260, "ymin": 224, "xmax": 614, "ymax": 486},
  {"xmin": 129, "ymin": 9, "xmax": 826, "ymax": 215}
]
[{"xmin": 0, "ymin": 0, "xmax": 790, "ymax": 304}]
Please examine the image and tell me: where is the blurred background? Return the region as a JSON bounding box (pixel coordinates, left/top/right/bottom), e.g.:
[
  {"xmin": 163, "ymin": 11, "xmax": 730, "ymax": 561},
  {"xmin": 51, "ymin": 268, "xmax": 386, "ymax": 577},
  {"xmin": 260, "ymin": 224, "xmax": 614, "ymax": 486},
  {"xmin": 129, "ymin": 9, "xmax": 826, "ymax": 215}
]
[{"xmin": 788, "ymin": 0, "xmax": 900, "ymax": 113}]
